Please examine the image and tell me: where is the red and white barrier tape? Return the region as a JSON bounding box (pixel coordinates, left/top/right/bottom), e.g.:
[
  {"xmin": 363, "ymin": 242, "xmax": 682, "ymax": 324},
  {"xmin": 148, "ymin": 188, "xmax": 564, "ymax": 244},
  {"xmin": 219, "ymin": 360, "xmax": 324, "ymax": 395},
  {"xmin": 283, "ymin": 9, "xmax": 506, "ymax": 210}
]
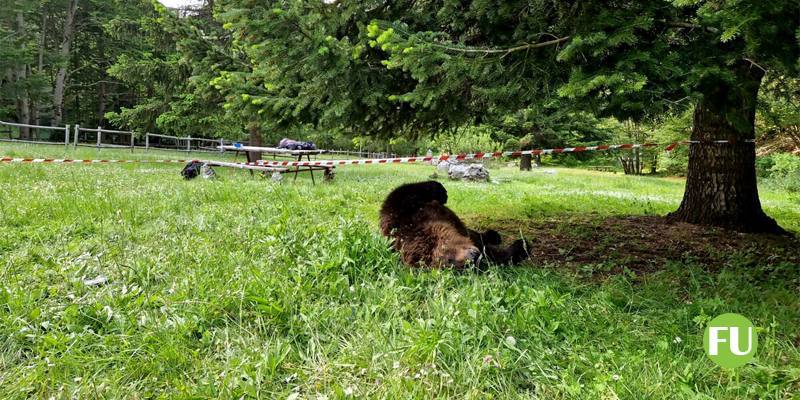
[
  {"xmin": 0, "ymin": 157, "xmax": 193, "ymax": 164},
  {"xmin": 0, "ymin": 139, "xmax": 754, "ymax": 167},
  {"xmin": 243, "ymin": 140, "xmax": 754, "ymax": 168},
  {"xmin": 241, "ymin": 143, "xmax": 653, "ymax": 167}
]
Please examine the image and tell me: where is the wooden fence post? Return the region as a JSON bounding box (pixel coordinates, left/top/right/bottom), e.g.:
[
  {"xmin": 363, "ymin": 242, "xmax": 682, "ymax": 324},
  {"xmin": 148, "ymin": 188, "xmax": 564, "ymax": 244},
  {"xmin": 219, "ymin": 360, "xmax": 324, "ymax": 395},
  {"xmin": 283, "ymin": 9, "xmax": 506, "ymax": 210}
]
[
  {"xmin": 73, "ymin": 124, "xmax": 79, "ymax": 148},
  {"xmin": 64, "ymin": 125, "xmax": 70, "ymax": 148},
  {"xmin": 96, "ymin": 126, "xmax": 101, "ymax": 148}
]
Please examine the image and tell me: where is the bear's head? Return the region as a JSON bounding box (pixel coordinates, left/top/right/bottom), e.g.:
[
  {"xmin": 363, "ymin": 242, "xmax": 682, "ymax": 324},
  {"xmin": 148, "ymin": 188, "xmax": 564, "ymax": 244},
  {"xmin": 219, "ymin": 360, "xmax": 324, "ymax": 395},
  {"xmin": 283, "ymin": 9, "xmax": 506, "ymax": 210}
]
[{"xmin": 428, "ymin": 221, "xmax": 482, "ymax": 268}]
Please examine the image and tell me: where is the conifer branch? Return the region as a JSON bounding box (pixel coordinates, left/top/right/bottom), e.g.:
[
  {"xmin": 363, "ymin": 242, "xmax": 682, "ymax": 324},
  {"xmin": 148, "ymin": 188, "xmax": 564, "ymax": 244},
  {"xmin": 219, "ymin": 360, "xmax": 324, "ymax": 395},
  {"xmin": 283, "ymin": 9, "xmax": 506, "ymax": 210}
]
[{"xmin": 428, "ymin": 36, "xmax": 572, "ymax": 55}]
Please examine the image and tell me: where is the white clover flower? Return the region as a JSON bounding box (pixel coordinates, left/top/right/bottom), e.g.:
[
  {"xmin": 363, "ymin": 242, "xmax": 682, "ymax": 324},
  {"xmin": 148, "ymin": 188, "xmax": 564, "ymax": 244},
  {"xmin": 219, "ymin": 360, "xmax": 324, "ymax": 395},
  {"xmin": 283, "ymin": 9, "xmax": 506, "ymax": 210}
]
[{"xmin": 505, "ymin": 335, "xmax": 517, "ymax": 347}]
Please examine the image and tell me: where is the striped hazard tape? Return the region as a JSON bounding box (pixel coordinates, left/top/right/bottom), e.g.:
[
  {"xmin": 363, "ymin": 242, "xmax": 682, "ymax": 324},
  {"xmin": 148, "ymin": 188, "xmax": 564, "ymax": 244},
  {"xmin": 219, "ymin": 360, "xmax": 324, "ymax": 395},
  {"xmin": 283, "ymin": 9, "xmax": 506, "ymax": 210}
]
[
  {"xmin": 0, "ymin": 139, "xmax": 754, "ymax": 168},
  {"xmin": 243, "ymin": 140, "xmax": 754, "ymax": 168},
  {"xmin": 0, "ymin": 157, "xmax": 194, "ymax": 164},
  {"xmin": 243, "ymin": 144, "xmax": 654, "ymax": 167}
]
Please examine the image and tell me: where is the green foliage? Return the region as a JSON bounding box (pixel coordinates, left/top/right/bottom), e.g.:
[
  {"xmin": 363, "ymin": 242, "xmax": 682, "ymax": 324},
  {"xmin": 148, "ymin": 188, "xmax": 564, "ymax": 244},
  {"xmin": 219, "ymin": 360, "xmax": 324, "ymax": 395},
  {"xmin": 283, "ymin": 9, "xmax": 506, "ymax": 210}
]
[
  {"xmin": 652, "ymin": 110, "xmax": 694, "ymax": 175},
  {"xmin": 757, "ymin": 75, "xmax": 800, "ymax": 149},
  {"xmin": 0, "ymin": 0, "xmax": 52, "ymax": 122},
  {"xmin": 105, "ymin": 1, "xmax": 244, "ymax": 137},
  {"xmin": 508, "ymin": 110, "xmax": 614, "ymax": 147},
  {"xmin": 756, "ymin": 156, "xmax": 776, "ymax": 178},
  {"xmin": 767, "ymin": 153, "xmax": 800, "ymax": 177},
  {"xmin": 759, "ymin": 153, "xmax": 800, "ymax": 193},
  {"xmin": 421, "ymin": 125, "xmax": 504, "ymax": 154},
  {"xmin": 213, "ymin": 1, "xmax": 421, "ymax": 137},
  {"xmin": 363, "ymin": 0, "xmax": 799, "ymax": 135},
  {"xmin": 7, "ymin": 0, "xmax": 798, "ymax": 154}
]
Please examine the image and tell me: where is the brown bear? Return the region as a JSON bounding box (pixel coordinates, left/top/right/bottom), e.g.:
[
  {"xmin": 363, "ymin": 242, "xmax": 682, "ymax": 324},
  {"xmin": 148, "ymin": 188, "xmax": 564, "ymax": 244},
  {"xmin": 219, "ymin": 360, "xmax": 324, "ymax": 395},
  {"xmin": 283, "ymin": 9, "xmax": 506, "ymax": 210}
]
[{"xmin": 379, "ymin": 180, "xmax": 529, "ymax": 269}]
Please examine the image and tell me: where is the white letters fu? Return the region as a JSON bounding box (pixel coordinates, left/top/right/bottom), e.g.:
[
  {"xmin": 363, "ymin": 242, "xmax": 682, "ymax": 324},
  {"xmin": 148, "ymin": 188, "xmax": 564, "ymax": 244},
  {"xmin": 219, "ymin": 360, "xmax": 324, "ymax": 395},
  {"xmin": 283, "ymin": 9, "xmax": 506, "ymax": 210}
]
[{"xmin": 708, "ymin": 326, "xmax": 755, "ymax": 355}]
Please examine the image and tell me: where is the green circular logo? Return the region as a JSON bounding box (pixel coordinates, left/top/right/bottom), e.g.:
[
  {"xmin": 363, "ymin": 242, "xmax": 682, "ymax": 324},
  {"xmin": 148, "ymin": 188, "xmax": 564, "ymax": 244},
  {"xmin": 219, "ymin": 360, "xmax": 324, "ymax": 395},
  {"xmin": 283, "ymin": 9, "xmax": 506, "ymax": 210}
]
[{"xmin": 703, "ymin": 313, "xmax": 757, "ymax": 369}]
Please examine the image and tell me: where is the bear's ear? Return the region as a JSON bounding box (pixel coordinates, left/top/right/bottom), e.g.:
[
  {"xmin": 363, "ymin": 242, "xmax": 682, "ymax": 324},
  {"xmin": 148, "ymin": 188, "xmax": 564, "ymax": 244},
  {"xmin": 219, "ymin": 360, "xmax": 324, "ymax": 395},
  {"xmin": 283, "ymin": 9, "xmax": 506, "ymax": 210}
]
[
  {"xmin": 467, "ymin": 229, "xmax": 502, "ymax": 246},
  {"xmin": 482, "ymin": 230, "xmax": 502, "ymax": 245},
  {"xmin": 425, "ymin": 180, "xmax": 448, "ymax": 205}
]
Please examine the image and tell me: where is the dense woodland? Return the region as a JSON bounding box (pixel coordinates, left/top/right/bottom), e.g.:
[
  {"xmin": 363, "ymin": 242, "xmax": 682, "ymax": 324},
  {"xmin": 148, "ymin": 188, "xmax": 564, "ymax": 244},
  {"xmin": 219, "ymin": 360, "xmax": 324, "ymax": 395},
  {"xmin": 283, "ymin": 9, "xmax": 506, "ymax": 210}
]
[{"xmin": 1, "ymin": 0, "xmax": 799, "ymax": 231}]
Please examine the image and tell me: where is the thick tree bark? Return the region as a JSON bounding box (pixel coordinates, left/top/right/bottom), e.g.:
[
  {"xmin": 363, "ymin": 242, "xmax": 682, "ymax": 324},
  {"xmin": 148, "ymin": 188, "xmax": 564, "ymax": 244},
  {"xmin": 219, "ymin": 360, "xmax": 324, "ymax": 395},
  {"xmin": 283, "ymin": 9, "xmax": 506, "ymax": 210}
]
[
  {"xmin": 52, "ymin": 0, "xmax": 78, "ymax": 127},
  {"xmin": 668, "ymin": 62, "xmax": 785, "ymax": 234}
]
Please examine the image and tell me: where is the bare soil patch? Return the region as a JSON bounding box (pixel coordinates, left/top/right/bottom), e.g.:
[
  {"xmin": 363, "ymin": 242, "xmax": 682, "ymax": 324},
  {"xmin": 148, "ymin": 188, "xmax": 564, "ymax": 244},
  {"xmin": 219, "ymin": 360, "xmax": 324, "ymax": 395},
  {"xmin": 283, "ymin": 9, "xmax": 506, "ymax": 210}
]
[{"xmin": 475, "ymin": 215, "xmax": 800, "ymax": 274}]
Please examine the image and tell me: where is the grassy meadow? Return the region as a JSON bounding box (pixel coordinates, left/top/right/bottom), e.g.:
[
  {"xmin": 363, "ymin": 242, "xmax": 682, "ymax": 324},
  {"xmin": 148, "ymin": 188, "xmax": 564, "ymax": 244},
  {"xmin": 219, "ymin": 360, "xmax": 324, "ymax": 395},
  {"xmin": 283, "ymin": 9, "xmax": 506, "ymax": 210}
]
[{"xmin": 1, "ymin": 143, "xmax": 799, "ymax": 399}]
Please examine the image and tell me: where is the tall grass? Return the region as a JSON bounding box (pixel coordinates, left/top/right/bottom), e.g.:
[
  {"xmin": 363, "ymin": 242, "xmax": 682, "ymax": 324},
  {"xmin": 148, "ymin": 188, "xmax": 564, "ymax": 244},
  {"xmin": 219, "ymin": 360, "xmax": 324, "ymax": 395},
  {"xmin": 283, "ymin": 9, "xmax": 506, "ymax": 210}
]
[{"xmin": 1, "ymin": 143, "xmax": 798, "ymax": 399}]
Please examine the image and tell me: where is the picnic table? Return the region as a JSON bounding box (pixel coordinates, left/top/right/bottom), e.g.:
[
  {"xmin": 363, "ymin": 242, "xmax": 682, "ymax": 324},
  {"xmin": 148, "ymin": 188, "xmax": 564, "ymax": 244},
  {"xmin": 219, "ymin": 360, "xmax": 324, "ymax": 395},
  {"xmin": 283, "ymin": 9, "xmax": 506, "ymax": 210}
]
[{"xmin": 218, "ymin": 144, "xmax": 334, "ymax": 183}]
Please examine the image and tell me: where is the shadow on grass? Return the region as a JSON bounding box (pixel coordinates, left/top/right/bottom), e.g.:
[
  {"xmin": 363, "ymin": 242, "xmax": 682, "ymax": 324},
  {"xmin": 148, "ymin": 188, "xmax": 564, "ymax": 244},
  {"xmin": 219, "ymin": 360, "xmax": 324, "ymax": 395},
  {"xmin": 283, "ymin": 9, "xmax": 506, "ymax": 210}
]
[{"xmin": 468, "ymin": 214, "xmax": 800, "ymax": 277}]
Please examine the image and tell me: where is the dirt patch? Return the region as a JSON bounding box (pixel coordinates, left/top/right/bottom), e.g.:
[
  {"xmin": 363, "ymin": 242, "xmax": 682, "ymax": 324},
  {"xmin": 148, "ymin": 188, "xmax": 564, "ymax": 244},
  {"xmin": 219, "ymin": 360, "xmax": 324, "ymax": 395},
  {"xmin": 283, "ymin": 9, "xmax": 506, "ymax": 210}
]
[{"xmin": 472, "ymin": 215, "xmax": 800, "ymax": 275}]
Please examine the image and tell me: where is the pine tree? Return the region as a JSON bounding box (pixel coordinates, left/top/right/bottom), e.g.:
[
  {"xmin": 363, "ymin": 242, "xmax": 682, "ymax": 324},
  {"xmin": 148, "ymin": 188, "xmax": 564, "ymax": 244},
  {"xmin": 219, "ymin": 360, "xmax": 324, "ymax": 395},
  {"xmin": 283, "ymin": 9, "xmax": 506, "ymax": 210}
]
[{"xmin": 360, "ymin": 0, "xmax": 800, "ymax": 233}]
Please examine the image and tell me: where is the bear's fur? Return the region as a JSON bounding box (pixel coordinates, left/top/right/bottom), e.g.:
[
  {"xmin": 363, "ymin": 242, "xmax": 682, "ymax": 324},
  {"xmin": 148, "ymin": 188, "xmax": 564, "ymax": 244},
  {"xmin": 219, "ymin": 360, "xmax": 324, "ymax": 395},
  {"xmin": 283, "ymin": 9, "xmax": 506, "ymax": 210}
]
[{"xmin": 380, "ymin": 181, "xmax": 529, "ymax": 269}]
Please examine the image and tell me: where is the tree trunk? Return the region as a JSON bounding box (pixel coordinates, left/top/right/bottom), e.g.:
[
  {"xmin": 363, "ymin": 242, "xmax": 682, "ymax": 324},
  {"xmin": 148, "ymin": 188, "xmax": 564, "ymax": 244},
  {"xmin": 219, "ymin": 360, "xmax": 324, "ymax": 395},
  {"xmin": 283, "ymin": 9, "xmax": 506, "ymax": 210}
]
[
  {"xmin": 650, "ymin": 154, "xmax": 657, "ymax": 174},
  {"xmin": 14, "ymin": 12, "xmax": 31, "ymax": 139},
  {"xmin": 788, "ymin": 126, "xmax": 800, "ymax": 148},
  {"xmin": 97, "ymin": 81, "xmax": 107, "ymax": 126},
  {"xmin": 618, "ymin": 156, "xmax": 631, "ymax": 174},
  {"xmin": 31, "ymin": 10, "xmax": 47, "ymax": 125},
  {"xmin": 520, "ymin": 154, "xmax": 532, "ymax": 171},
  {"xmin": 32, "ymin": 10, "xmax": 45, "ymax": 126},
  {"xmin": 95, "ymin": 33, "xmax": 107, "ymax": 127},
  {"xmin": 52, "ymin": 0, "xmax": 78, "ymax": 127},
  {"xmin": 667, "ymin": 62, "xmax": 785, "ymax": 234},
  {"xmin": 38, "ymin": 10, "xmax": 45, "ymax": 72},
  {"xmin": 247, "ymin": 124, "xmax": 262, "ymax": 161}
]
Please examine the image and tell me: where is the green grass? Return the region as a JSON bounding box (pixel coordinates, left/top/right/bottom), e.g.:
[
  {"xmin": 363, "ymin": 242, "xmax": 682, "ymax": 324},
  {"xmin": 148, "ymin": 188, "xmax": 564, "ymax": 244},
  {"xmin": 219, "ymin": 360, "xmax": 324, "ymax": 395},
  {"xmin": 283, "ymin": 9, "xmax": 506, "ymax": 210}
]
[{"xmin": 1, "ymin": 143, "xmax": 799, "ymax": 399}]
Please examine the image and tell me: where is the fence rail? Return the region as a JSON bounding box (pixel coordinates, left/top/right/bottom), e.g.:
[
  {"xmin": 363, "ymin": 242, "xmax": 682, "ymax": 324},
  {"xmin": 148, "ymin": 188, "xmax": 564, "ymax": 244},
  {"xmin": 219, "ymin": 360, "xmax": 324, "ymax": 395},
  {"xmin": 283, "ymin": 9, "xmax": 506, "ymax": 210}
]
[
  {"xmin": 0, "ymin": 120, "xmax": 251, "ymax": 154},
  {"xmin": 1, "ymin": 120, "xmax": 398, "ymax": 158},
  {"xmin": 1, "ymin": 120, "xmax": 71, "ymax": 147}
]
